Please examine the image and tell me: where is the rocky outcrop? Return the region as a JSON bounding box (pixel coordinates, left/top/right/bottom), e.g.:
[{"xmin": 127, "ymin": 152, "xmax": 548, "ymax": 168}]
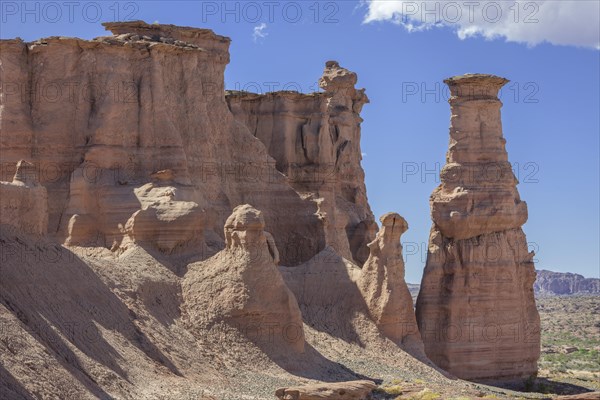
[
  {"xmin": 358, "ymin": 213, "xmax": 422, "ymax": 348},
  {"xmin": 281, "ymin": 212, "xmax": 424, "ymax": 357},
  {"xmin": 0, "ymin": 21, "xmax": 325, "ymax": 265},
  {"xmin": 102, "ymin": 20, "xmax": 231, "ymax": 56},
  {"xmin": 534, "ymin": 270, "xmax": 600, "ymax": 295},
  {"xmin": 429, "ymin": 75, "xmax": 528, "ymax": 240},
  {"xmin": 226, "ymin": 61, "xmax": 376, "ymax": 266},
  {"xmin": 275, "ymin": 380, "xmax": 376, "ymax": 400},
  {"xmin": 182, "ymin": 205, "xmax": 305, "ymax": 354},
  {"xmin": 415, "ymin": 74, "xmax": 540, "ymax": 381},
  {"xmin": 0, "ymin": 160, "xmax": 48, "ymax": 234},
  {"xmin": 122, "ymin": 183, "xmax": 205, "ymax": 253}
]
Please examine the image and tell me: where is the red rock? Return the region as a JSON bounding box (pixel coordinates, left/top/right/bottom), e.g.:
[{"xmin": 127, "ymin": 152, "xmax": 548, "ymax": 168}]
[{"xmin": 416, "ymin": 74, "xmax": 541, "ymax": 381}]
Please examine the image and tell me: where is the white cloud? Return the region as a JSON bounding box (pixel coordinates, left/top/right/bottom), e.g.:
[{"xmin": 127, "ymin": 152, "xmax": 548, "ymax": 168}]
[
  {"xmin": 253, "ymin": 23, "xmax": 268, "ymax": 43},
  {"xmin": 363, "ymin": 1, "xmax": 600, "ymax": 49}
]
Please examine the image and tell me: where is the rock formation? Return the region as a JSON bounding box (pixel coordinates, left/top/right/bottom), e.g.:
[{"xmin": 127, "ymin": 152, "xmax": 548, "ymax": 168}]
[
  {"xmin": 0, "ymin": 160, "xmax": 48, "ymax": 234},
  {"xmin": 281, "ymin": 212, "xmax": 424, "ymax": 356},
  {"xmin": 358, "ymin": 213, "xmax": 422, "ymax": 348},
  {"xmin": 0, "ymin": 21, "xmax": 325, "ymax": 265},
  {"xmin": 534, "ymin": 270, "xmax": 600, "ymax": 295},
  {"xmin": 182, "ymin": 205, "xmax": 305, "ymax": 354},
  {"xmin": 275, "ymin": 380, "xmax": 377, "ymax": 400},
  {"xmin": 427, "ymin": 75, "xmax": 529, "ymax": 241},
  {"xmin": 122, "ymin": 183, "xmax": 206, "ymax": 253},
  {"xmin": 415, "ymin": 74, "xmax": 541, "ymax": 381},
  {"xmin": 1, "ymin": 21, "xmax": 375, "ymax": 265},
  {"xmin": 0, "ymin": 20, "xmax": 546, "ymax": 399},
  {"xmin": 226, "ymin": 61, "xmax": 377, "ymax": 265}
]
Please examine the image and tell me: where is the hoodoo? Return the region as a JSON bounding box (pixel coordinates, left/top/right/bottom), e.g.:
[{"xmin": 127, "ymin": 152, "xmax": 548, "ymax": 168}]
[
  {"xmin": 358, "ymin": 213, "xmax": 422, "ymax": 349},
  {"xmin": 182, "ymin": 204, "xmax": 305, "ymax": 355},
  {"xmin": 227, "ymin": 61, "xmax": 377, "ymax": 266},
  {"xmin": 415, "ymin": 74, "xmax": 541, "ymax": 381}
]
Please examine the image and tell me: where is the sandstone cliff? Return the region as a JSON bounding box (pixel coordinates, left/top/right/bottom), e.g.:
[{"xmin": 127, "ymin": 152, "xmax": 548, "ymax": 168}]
[
  {"xmin": 226, "ymin": 61, "xmax": 377, "ymax": 266},
  {"xmin": 0, "ymin": 21, "xmax": 325, "ymax": 266},
  {"xmin": 0, "ymin": 160, "xmax": 48, "ymax": 235},
  {"xmin": 0, "ymin": 21, "xmax": 439, "ymax": 400},
  {"xmin": 415, "ymin": 74, "xmax": 541, "ymax": 381}
]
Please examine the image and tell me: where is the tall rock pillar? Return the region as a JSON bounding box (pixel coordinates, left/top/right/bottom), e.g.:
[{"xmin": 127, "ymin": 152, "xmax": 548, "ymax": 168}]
[
  {"xmin": 358, "ymin": 213, "xmax": 423, "ymax": 350},
  {"xmin": 415, "ymin": 74, "xmax": 540, "ymax": 381}
]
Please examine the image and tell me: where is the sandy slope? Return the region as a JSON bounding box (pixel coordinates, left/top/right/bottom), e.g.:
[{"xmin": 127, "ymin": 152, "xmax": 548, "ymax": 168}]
[
  {"xmin": 3, "ymin": 225, "xmax": 595, "ymax": 399},
  {"xmin": 0, "ymin": 224, "xmax": 469, "ymax": 399}
]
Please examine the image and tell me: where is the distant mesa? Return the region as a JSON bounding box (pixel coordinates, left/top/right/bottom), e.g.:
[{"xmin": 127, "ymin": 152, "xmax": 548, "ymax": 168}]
[{"xmin": 534, "ymin": 269, "xmax": 600, "ymax": 295}]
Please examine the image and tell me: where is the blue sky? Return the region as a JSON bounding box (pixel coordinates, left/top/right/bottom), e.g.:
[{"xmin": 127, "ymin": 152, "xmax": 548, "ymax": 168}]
[{"xmin": 2, "ymin": 1, "xmax": 598, "ymax": 282}]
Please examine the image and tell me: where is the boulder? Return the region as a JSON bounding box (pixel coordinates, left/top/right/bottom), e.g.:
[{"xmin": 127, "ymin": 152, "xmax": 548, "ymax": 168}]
[{"xmin": 275, "ymin": 379, "xmax": 376, "ymax": 400}]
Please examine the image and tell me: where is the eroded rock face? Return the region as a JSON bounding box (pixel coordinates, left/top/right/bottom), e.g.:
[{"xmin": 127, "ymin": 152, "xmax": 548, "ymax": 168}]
[
  {"xmin": 182, "ymin": 204, "xmax": 305, "ymax": 354},
  {"xmin": 416, "ymin": 74, "xmax": 540, "ymax": 381},
  {"xmin": 281, "ymin": 214, "xmax": 425, "ymax": 358},
  {"xmin": 226, "ymin": 61, "xmax": 376, "ymax": 266},
  {"xmin": 102, "ymin": 20, "xmax": 231, "ymax": 57},
  {"xmin": 431, "ymin": 75, "xmax": 528, "ymax": 240},
  {"xmin": 358, "ymin": 213, "xmax": 422, "ymax": 348},
  {"xmin": 0, "ymin": 160, "xmax": 48, "ymax": 235},
  {"xmin": 0, "ymin": 21, "xmax": 325, "ymax": 265}
]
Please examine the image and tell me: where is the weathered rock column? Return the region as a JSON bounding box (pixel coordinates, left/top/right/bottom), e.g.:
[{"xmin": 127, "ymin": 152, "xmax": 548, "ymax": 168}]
[
  {"xmin": 415, "ymin": 74, "xmax": 540, "ymax": 381},
  {"xmin": 226, "ymin": 61, "xmax": 377, "ymax": 266},
  {"xmin": 182, "ymin": 204, "xmax": 305, "ymax": 355},
  {"xmin": 358, "ymin": 213, "xmax": 422, "ymax": 349}
]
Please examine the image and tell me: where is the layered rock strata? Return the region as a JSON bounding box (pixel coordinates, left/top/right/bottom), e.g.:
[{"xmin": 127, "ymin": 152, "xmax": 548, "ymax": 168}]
[
  {"xmin": 0, "ymin": 21, "xmax": 325, "ymax": 265},
  {"xmin": 0, "ymin": 160, "xmax": 48, "ymax": 235},
  {"xmin": 182, "ymin": 204, "xmax": 305, "ymax": 354},
  {"xmin": 415, "ymin": 74, "xmax": 540, "ymax": 381},
  {"xmin": 1, "ymin": 19, "xmax": 546, "ymax": 398},
  {"xmin": 226, "ymin": 61, "xmax": 377, "ymax": 265},
  {"xmin": 122, "ymin": 182, "xmax": 206, "ymax": 253}
]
